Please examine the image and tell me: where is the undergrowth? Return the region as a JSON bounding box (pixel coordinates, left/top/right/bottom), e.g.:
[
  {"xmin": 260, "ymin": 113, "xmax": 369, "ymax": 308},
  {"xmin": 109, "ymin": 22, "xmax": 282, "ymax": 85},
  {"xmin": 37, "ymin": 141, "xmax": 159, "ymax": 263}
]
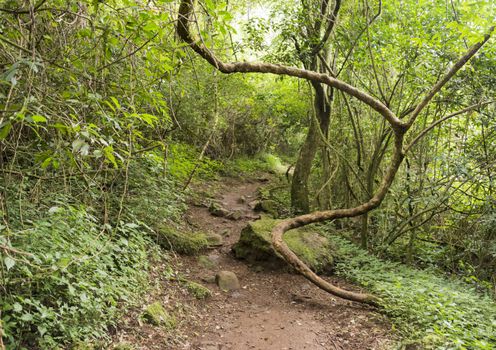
[
  {"xmin": 222, "ymin": 153, "xmax": 286, "ymax": 176},
  {"xmin": 1, "ymin": 207, "xmax": 160, "ymax": 349},
  {"xmin": 327, "ymin": 232, "xmax": 496, "ymax": 349},
  {"xmin": 1, "ymin": 143, "xmax": 212, "ymax": 349}
]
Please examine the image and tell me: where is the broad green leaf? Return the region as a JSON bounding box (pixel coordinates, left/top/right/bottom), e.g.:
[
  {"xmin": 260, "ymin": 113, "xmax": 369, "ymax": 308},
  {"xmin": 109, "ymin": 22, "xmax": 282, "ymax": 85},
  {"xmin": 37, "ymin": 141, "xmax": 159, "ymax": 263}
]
[
  {"xmin": 31, "ymin": 115, "xmax": 47, "ymax": 123},
  {"xmin": 0, "ymin": 121, "xmax": 12, "ymax": 139},
  {"xmin": 4, "ymin": 256, "xmax": 15, "ymax": 271}
]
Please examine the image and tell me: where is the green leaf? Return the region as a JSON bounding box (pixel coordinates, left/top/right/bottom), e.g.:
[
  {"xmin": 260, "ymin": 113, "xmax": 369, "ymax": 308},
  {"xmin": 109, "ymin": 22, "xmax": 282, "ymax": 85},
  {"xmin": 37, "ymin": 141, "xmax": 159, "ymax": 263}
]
[
  {"xmin": 104, "ymin": 146, "xmax": 118, "ymax": 168},
  {"xmin": 0, "ymin": 121, "xmax": 12, "ymax": 139},
  {"xmin": 20, "ymin": 313, "xmax": 33, "ymax": 322},
  {"xmin": 4, "ymin": 256, "xmax": 15, "ymax": 271},
  {"xmin": 110, "ymin": 96, "xmax": 121, "ymax": 110},
  {"xmin": 31, "ymin": 115, "xmax": 47, "ymax": 123},
  {"xmin": 13, "ymin": 302, "xmax": 22, "ymax": 312}
]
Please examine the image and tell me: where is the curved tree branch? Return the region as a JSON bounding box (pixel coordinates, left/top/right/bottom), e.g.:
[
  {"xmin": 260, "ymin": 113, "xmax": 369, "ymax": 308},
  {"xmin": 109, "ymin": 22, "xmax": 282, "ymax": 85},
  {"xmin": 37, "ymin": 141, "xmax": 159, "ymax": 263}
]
[{"xmin": 176, "ymin": 0, "xmax": 493, "ymax": 306}]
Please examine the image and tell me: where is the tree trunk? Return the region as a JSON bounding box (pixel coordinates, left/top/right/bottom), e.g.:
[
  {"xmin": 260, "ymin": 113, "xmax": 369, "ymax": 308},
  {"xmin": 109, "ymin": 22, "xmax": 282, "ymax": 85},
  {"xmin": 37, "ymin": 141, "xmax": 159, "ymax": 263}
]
[{"xmin": 291, "ymin": 80, "xmax": 331, "ymax": 214}]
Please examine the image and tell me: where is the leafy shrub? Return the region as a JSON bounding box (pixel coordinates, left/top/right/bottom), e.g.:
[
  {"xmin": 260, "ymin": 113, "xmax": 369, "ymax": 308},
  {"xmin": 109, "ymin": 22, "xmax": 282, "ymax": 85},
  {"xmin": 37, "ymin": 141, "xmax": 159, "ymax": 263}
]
[
  {"xmin": 124, "ymin": 155, "xmax": 188, "ymax": 225},
  {"xmin": 222, "ymin": 153, "xmax": 287, "ymax": 176},
  {"xmin": 1, "ymin": 206, "xmax": 158, "ymax": 349},
  {"xmin": 167, "ymin": 143, "xmax": 221, "ymax": 181},
  {"xmin": 327, "ymin": 233, "xmax": 496, "ymax": 349}
]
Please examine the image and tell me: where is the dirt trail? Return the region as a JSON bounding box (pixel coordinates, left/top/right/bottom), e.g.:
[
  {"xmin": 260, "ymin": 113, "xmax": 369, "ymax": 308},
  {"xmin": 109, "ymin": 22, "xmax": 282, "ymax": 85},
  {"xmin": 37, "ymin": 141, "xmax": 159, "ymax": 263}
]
[{"xmin": 178, "ymin": 178, "xmax": 394, "ymax": 350}]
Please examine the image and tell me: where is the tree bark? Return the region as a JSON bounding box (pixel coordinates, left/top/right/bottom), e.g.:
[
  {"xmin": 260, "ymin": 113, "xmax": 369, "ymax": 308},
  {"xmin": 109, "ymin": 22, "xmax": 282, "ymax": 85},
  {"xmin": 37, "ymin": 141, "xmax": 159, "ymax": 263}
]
[{"xmin": 291, "ymin": 81, "xmax": 331, "ymax": 214}]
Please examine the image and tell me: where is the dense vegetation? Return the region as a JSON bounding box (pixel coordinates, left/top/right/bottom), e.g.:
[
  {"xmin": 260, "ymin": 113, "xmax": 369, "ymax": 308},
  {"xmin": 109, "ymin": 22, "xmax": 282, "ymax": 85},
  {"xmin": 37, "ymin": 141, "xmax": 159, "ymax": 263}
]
[{"xmin": 1, "ymin": 0, "xmax": 495, "ymax": 349}]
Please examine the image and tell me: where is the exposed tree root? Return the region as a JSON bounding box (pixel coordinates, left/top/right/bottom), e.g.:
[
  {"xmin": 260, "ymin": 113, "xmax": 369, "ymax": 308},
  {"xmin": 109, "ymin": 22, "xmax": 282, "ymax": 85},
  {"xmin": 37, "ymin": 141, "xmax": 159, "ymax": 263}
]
[{"xmin": 272, "ymin": 218, "xmax": 380, "ymax": 306}]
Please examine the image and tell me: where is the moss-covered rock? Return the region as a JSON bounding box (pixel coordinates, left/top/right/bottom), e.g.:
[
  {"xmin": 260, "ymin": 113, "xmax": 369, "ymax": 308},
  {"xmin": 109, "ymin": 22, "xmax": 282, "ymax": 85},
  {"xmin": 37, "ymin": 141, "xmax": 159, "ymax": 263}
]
[
  {"xmin": 155, "ymin": 224, "xmax": 209, "ymax": 254},
  {"xmin": 198, "ymin": 255, "xmax": 217, "ymax": 269},
  {"xmin": 208, "ymin": 202, "xmax": 230, "ymax": 217},
  {"xmin": 205, "ymin": 232, "xmax": 223, "ymax": 246},
  {"xmin": 142, "ymin": 302, "xmax": 176, "ymax": 329},
  {"xmin": 255, "ymin": 199, "xmax": 279, "ymax": 217},
  {"xmin": 233, "ymin": 217, "xmax": 334, "ymax": 274},
  {"xmin": 215, "ymin": 271, "xmax": 240, "ymax": 291},
  {"xmin": 185, "ymin": 281, "xmax": 212, "ymax": 299}
]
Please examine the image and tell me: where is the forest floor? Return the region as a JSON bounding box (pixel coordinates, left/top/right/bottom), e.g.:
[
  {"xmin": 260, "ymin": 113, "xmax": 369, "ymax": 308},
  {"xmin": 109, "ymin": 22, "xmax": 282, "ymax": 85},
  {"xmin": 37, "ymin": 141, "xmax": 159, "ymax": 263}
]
[{"xmin": 113, "ymin": 176, "xmax": 396, "ymax": 350}]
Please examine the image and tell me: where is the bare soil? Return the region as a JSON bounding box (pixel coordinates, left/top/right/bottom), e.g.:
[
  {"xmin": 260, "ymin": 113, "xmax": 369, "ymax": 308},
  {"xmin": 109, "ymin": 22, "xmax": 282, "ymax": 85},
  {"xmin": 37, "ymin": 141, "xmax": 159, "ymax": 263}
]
[{"xmin": 112, "ymin": 177, "xmax": 395, "ymax": 350}]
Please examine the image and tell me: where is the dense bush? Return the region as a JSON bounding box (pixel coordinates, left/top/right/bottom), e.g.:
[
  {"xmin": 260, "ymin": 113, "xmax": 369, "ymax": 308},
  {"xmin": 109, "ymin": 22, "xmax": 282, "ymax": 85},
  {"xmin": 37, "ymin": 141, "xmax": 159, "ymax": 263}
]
[{"xmin": 1, "ymin": 206, "xmax": 159, "ymax": 349}]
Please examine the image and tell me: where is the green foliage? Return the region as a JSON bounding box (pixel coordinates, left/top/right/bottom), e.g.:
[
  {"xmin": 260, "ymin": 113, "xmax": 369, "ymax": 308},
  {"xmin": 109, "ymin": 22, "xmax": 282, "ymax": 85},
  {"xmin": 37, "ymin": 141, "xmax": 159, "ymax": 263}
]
[
  {"xmin": 1, "ymin": 206, "xmax": 157, "ymax": 349},
  {"xmin": 167, "ymin": 143, "xmax": 221, "ymax": 181},
  {"xmin": 328, "ymin": 233, "xmax": 496, "ymax": 349},
  {"xmin": 124, "ymin": 155, "xmax": 188, "ymax": 225},
  {"xmin": 222, "ymin": 153, "xmax": 287, "ymax": 176}
]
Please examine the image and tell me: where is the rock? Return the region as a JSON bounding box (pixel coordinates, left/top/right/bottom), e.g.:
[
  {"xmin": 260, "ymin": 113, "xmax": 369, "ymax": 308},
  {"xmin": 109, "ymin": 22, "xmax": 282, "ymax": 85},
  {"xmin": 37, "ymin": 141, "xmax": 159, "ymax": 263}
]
[
  {"xmin": 248, "ymin": 200, "xmax": 260, "ymax": 210},
  {"xmin": 155, "ymin": 224, "xmax": 209, "ymax": 255},
  {"xmin": 209, "ymin": 202, "xmax": 230, "ymax": 218},
  {"xmin": 206, "ymin": 232, "xmax": 223, "ymax": 246},
  {"xmin": 232, "ymin": 216, "xmax": 334, "ymax": 274},
  {"xmin": 201, "ymin": 275, "xmax": 216, "ymax": 284},
  {"xmin": 254, "ymin": 199, "xmax": 279, "ymax": 217},
  {"xmin": 198, "ymin": 255, "xmax": 217, "ymax": 269},
  {"xmin": 228, "ymin": 210, "xmax": 243, "ymax": 221},
  {"xmin": 185, "ymin": 281, "xmax": 212, "ymax": 299},
  {"xmin": 142, "ymin": 302, "xmax": 176, "ymax": 329},
  {"xmin": 215, "ymin": 270, "xmax": 240, "ymax": 291}
]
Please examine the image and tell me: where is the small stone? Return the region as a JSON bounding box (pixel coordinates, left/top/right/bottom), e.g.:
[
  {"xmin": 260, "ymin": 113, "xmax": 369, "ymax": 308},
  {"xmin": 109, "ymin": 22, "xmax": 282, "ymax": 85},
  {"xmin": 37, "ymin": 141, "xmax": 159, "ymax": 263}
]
[
  {"xmin": 248, "ymin": 200, "xmax": 260, "ymax": 210},
  {"xmin": 201, "ymin": 275, "xmax": 216, "ymax": 284},
  {"xmin": 228, "ymin": 210, "xmax": 243, "ymax": 221},
  {"xmin": 209, "ymin": 202, "xmax": 230, "ymax": 218},
  {"xmin": 215, "ymin": 270, "xmax": 240, "ymax": 291},
  {"xmin": 255, "ymin": 200, "xmax": 279, "ymax": 217}
]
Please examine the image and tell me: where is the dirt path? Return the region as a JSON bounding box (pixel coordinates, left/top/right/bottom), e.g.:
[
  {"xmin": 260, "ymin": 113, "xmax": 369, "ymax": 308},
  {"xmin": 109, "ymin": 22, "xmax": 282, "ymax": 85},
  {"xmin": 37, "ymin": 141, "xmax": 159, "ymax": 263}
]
[{"xmin": 177, "ymin": 178, "xmax": 394, "ymax": 350}]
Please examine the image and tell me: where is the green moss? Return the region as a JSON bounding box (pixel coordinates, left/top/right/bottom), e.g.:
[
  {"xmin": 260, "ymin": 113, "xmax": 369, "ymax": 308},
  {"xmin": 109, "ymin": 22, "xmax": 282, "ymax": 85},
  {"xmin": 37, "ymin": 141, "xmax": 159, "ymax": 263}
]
[
  {"xmin": 142, "ymin": 302, "xmax": 176, "ymax": 329},
  {"xmin": 185, "ymin": 281, "xmax": 212, "ymax": 299},
  {"xmin": 256, "ymin": 200, "xmax": 279, "ymax": 217},
  {"xmin": 205, "ymin": 232, "xmax": 223, "ymax": 246},
  {"xmin": 233, "ymin": 216, "xmax": 334, "ymax": 273},
  {"xmin": 198, "ymin": 255, "xmax": 217, "ymax": 269},
  {"xmin": 155, "ymin": 224, "xmax": 209, "ymax": 254}
]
